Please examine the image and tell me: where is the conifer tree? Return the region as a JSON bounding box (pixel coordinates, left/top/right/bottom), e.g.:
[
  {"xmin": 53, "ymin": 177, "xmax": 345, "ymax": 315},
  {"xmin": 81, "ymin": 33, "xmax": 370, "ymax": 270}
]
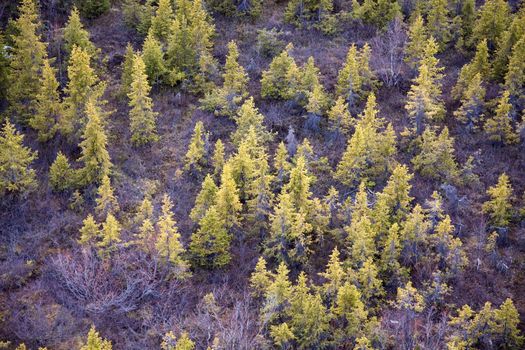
[
  {"xmin": 63, "ymin": 7, "xmax": 97, "ymax": 57},
  {"xmin": 78, "ymin": 98, "xmax": 112, "ymax": 185},
  {"xmin": 426, "ymin": 0, "xmax": 450, "ymax": 49},
  {"xmin": 232, "ymin": 97, "xmax": 272, "ymax": 146},
  {"xmin": 261, "ymin": 43, "xmax": 296, "ymax": 99},
  {"xmin": 261, "ymin": 262, "xmax": 292, "ymax": 323},
  {"xmin": 98, "ymin": 213, "xmax": 122, "ymax": 259},
  {"xmin": 284, "ymin": 155, "xmax": 313, "ymax": 213},
  {"xmin": 78, "ymin": 0, "xmax": 111, "ymax": 19},
  {"xmin": 346, "ymin": 214, "xmax": 376, "ymax": 268},
  {"xmin": 395, "ymin": 281, "xmax": 425, "ymax": 346},
  {"xmin": 353, "ymin": 337, "xmax": 373, "ymax": 350},
  {"xmin": 190, "ymin": 206, "xmax": 231, "ymax": 268},
  {"xmin": 455, "ymin": 0, "xmax": 476, "ymax": 50},
  {"xmin": 274, "ymin": 141, "xmax": 291, "ymax": 188},
  {"xmin": 336, "ymin": 44, "xmax": 362, "ymax": 107},
  {"xmin": 493, "ymin": 298, "xmax": 524, "ymax": 349},
  {"xmin": 327, "ymin": 96, "xmax": 353, "ymax": 136},
  {"xmin": 319, "ymin": 247, "xmax": 346, "ymax": 300},
  {"xmin": 472, "ymin": 0, "xmax": 510, "ymax": 49},
  {"xmin": 161, "ymin": 331, "xmax": 195, "ymax": 350},
  {"xmin": 335, "ymin": 93, "xmax": 396, "ymax": 187},
  {"xmin": 0, "ymin": 120, "xmax": 37, "ymax": 196},
  {"xmin": 483, "ymin": 173, "xmax": 513, "ymax": 228},
  {"xmin": 331, "ymin": 282, "xmax": 368, "ymax": 342},
  {"xmin": 269, "ymin": 323, "xmax": 295, "ymax": 348},
  {"xmin": 78, "ymin": 215, "xmax": 99, "ymax": 246},
  {"xmin": 503, "ymin": 35, "xmax": 525, "ymax": 112},
  {"xmin": 142, "ymin": 29, "xmax": 166, "ymax": 85},
  {"xmin": 156, "ymin": 194, "xmax": 188, "ymax": 274},
  {"xmin": 405, "ymin": 15, "xmax": 428, "ymax": 69},
  {"xmin": 493, "ymin": 10, "xmax": 525, "ymax": 79},
  {"xmin": 454, "ymin": 73, "xmax": 486, "ymax": 132},
  {"xmin": 63, "ymin": 46, "xmax": 101, "ymax": 135},
  {"xmin": 184, "ymin": 121, "xmax": 207, "ymax": 172},
  {"xmin": 190, "ymin": 174, "xmax": 218, "ymax": 222},
  {"xmin": 150, "ymin": 0, "xmax": 174, "ymax": 42},
  {"xmin": 120, "ymin": 43, "xmax": 135, "ymax": 96},
  {"xmin": 352, "ymin": 0, "xmax": 400, "ymax": 30},
  {"xmin": 95, "ymin": 175, "xmax": 119, "ymax": 217},
  {"xmin": 7, "ymin": 0, "xmax": 47, "ymax": 124},
  {"xmin": 400, "ymin": 204, "xmax": 431, "ymax": 266},
  {"xmin": 128, "ymin": 54, "xmax": 158, "ymax": 146},
  {"xmin": 380, "ymin": 223, "xmax": 406, "ymax": 289},
  {"xmin": 484, "ymin": 91, "xmax": 519, "ymax": 145},
  {"xmin": 81, "ymin": 326, "xmax": 112, "ymax": 350},
  {"xmin": 356, "ymin": 257, "xmax": 384, "ymax": 306},
  {"xmin": 247, "ymin": 156, "xmax": 274, "ymax": 235},
  {"xmin": 412, "ymin": 127, "xmax": 460, "ymax": 182},
  {"xmin": 49, "ymin": 152, "xmax": 74, "ymax": 192},
  {"xmin": 250, "ymin": 256, "xmax": 272, "ymax": 298},
  {"xmin": 453, "ymin": 39, "xmax": 490, "ymax": 100},
  {"xmin": 215, "ymin": 163, "xmax": 242, "ymax": 228},
  {"xmin": 212, "ymin": 139, "xmax": 225, "ymax": 177},
  {"xmin": 30, "ymin": 59, "xmax": 62, "ymax": 142}
]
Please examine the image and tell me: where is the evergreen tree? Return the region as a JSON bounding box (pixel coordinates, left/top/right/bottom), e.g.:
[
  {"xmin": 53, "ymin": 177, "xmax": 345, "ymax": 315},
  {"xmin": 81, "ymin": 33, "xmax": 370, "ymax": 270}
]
[
  {"xmin": 142, "ymin": 30, "xmax": 167, "ymax": 85},
  {"xmin": 232, "ymin": 97, "xmax": 272, "ymax": 146},
  {"xmin": 78, "ymin": 98, "xmax": 112, "ymax": 185},
  {"xmin": 0, "ymin": 120, "xmax": 37, "ymax": 196},
  {"xmin": 405, "ymin": 15, "xmax": 428, "ymax": 69},
  {"xmin": 379, "ymin": 223, "xmax": 406, "ymax": 289},
  {"xmin": 215, "ymin": 163, "xmax": 242, "ymax": 228},
  {"xmin": 261, "ymin": 262, "xmax": 292, "ymax": 323},
  {"xmin": 331, "ymin": 282, "xmax": 368, "ymax": 342},
  {"xmin": 247, "ymin": 156, "xmax": 274, "ymax": 235},
  {"xmin": 79, "ymin": 214, "xmax": 99, "ymax": 246},
  {"xmin": 319, "ymin": 247, "xmax": 346, "ymax": 300},
  {"xmin": 95, "ymin": 175, "xmax": 119, "ymax": 217},
  {"xmin": 493, "ymin": 299, "xmax": 524, "ymax": 349},
  {"xmin": 274, "ymin": 141, "xmax": 291, "ymax": 188},
  {"xmin": 49, "ymin": 152, "xmax": 74, "ymax": 192},
  {"xmin": 150, "ymin": 0, "xmax": 174, "ymax": 42},
  {"xmin": 98, "ymin": 213, "xmax": 122, "ymax": 259},
  {"xmin": 352, "ymin": 0, "xmax": 401, "ymax": 30},
  {"xmin": 30, "ymin": 59, "xmax": 62, "ymax": 142},
  {"xmin": 484, "ymin": 91, "xmax": 519, "ymax": 145},
  {"xmin": 161, "ymin": 331, "xmax": 195, "ymax": 350},
  {"xmin": 184, "ymin": 121, "xmax": 208, "ymax": 172},
  {"xmin": 250, "ymin": 256, "xmax": 272, "ymax": 298},
  {"xmin": 81, "ymin": 326, "xmax": 112, "ymax": 350},
  {"xmin": 335, "ymin": 93, "xmax": 396, "ymax": 187},
  {"xmin": 128, "ymin": 54, "xmax": 158, "ymax": 146},
  {"xmin": 77, "ymin": 0, "xmax": 111, "ymax": 19},
  {"xmin": 374, "ymin": 164, "xmax": 414, "ymax": 226},
  {"xmin": 327, "ymin": 96, "xmax": 353, "ymax": 136},
  {"xmin": 190, "ymin": 174, "xmax": 218, "ymax": 222},
  {"xmin": 346, "ymin": 214, "xmax": 376, "ymax": 268},
  {"xmin": 493, "ymin": 10, "xmax": 525, "ymax": 79},
  {"xmin": 7, "ymin": 0, "xmax": 47, "ymax": 124},
  {"xmin": 120, "ymin": 43, "xmax": 135, "ymax": 96},
  {"xmin": 482, "ymin": 173, "xmax": 513, "ymax": 228},
  {"xmin": 454, "ymin": 73, "xmax": 486, "ymax": 132},
  {"xmin": 212, "ymin": 139, "xmax": 225, "ymax": 177},
  {"xmin": 395, "ymin": 281, "xmax": 425, "ymax": 347},
  {"xmin": 190, "ymin": 206, "xmax": 231, "ymax": 268},
  {"xmin": 63, "ymin": 7, "xmax": 97, "ymax": 57},
  {"xmin": 155, "ymin": 194, "xmax": 188, "ymax": 274},
  {"xmin": 63, "ymin": 46, "xmax": 101, "ymax": 135},
  {"xmin": 453, "ymin": 39, "xmax": 490, "ymax": 100},
  {"xmin": 399, "ymin": 204, "xmax": 431, "ymax": 266},
  {"xmin": 503, "ymin": 35, "xmax": 525, "ymax": 113},
  {"xmin": 356, "ymin": 257, "xmax": 384, "ymax": 306},
  {"xmin": 426, "ymin": 0, "xmax": 450, "ymax": 49},
  {"xmin": 472, "ymin": 0, "xmax": 510, "ymax": 49},
  {"xmin": 455, "ymin": 0, "xmax": 476, "ymax": 50},
  {"xmin": 261, "ymin": 43, "xmax": 296, "ymax": 99},
  {"xmin": 336, "ymin": 44, "xmax": 362, "ymax": 107},
  {"xmin": 412, "ymin": 127, "xmax": 460, "ymax": 182}
]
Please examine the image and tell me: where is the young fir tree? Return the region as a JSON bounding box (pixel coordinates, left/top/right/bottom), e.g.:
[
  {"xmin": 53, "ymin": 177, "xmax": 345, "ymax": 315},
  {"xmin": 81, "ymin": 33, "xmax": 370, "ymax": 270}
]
[
  {"xmin": 120, "ymin": 43, "xmax": 135, "ymax": 96},
  {"xmin": 232, "ymin": 97, "xmax": 272, "ymax": 147},
  {"xmin": 215, "ymin": 163, "xmax": 242, "ymax": 228},
  {"xmin": 261, "ymin": 43, "xmax": 296, "ymax": 99},
  {"xmin": 95, "ymin": 174, "xmax": 119, "ymax": 217},
  {"xmin": 356, "ymin": 257, "xmax": 384, "ymax": 306},
  {"xmin": 335, "ymin": 93, "xmax": 396, "ymax": 187},
  {"xmin": 493, "ymin": 9, "xmax": 525, "ymax": 79},
  {"xmin": 184, "ymin": 121, "xmax": 208, "ymax": 172},
  {"xmin": 161, "ymin": 331, "xmax": 196, "ymax": 350},
  {"xmin": 63, "ymin": 7, "xmax": 97, "ymax": 57},
  {"xmin": 493, "ymin": 298, "xmax": 524, "ymax": 349},
  {"xmin": 453, "ymin": 39, "xmax": 490, "ymax": 100},
  {"xmin": 455, "ymin": 0, "xmax": 476, "ymax": 50},
  {"xmin": 81, "ymin": 326, "xmax": 112, "ymax": 350},
  {"xmin": 0, "ymin": 120, "xmax": 37, "ymax": 197},
  {"xmin": 331, "ymin": 282, "xmax": 368, "ymax": 343},
  {"xmin": 128, "ymin": 54, "xmax": 158, "ymax": 146},
  {"xmin": 335, "ymin": 44, "xmax": 361, "ymax": 107},
  {"xmin": 98, "ymin": 213, "xmax": 122, "ymax": 259},
  {"xmin": 327, "ymin": 96, "xmax": 353, "ymax": 136},
  {"xmin": 346, "ymin": 213, "xmax": 376, "ymax": 268},
  {"xmin": 379, "ymin": 223, "xmax": 406, "ymax": 289},
  {"xmin": 77, "ymin": 0, "xmax": 111, "ymax": 19},
  {"xmin": 49, "ymin": 152, "xmax": 74, "ymax": 192},
  {"xmin": 212, "ymin": 139, "xmax": 225, "ymax": 178},
  {"xmin": 30, "ymin": 59, "xmax": 62, "ymax": 142},
  {"xmin": 351, "ymin": 0, "xmax": 401, "ymax": 30},
  {"xmin": 190, "ymin": 174, "xmax": 218, "ymax": 222},
  {"xmin": 62, "ymin": 46, "xmax": 101, "ymax": 135},
  {"xmin": 150, "ymin": 0, "xmax": 174, "ymax": 42},
  {"xmin": 454, "ymin": 72, "xmax": 486, "ymax": 132},
  {"xmin": 78, "ymin": 214, "xmax": 99, "ymax": 246},
  {"xmin": 141, "ymin": 29, "xmax": 166, "ymax": 85},
  {"xmin": 426, "ymin": 0, "xmax": 450, "ymax": 49},
  {"xmin": 155, "ymin": 194, "xmax": 189, "ymax": 275},
  {"xmin": 250, "ymin": 256, "xmax": 272, "ymax": 298},
  {"xmin": 503, "ymin": 35, "xmax": 525, "ymax": 113},
  {"xmin": 484, "ymin": 91, "xmax": 519, "ymax": 145},
  {"xmin": 471, "ymin": 0, "xmax": 510, "ymax": 50},
  {"xmin": 189, "ymin": 206, "xmax": 231, "ymax": 268},
  {"xmin": 7, "ymin": 0, "xmax": 47, "ymax": 124},
  {"xmin": 260, "ymin": 262, "xmax": 292, "ymax": 323},
  {"xmin": 411, "ymin": 127, "xmax": 460, "ymax": 182},
  {"xmin": 482, "ymin": 173, "xmax": 513, "ymax": 228},
  {"xmin": 78, "ymin": 98, "xmax": 112, "ymax": 185},
  {"xmin": 247, "ymin": 156, "xmax": 274, "ymax": 235},
  {"xmin": 405, "ymin": 15, "xmax": 428, "ymax": 69}
]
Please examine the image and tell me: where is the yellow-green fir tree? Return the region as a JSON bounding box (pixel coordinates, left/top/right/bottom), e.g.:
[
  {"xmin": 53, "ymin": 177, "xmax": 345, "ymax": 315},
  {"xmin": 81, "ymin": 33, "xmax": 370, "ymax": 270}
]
[
  {"xmin": 484, "ymin": 91, "xmax": 519, "ymax": 145},
  {"xmin": 184, "ymin": 121, "xmax": 208, "ymax": 172},
  {"xmin": 482, "ymin": 173, "xmax": 513, "ymax": 228},
  {"xmin": 49, "ymin": 152, "xmax": 74, "ymax": 192},
  {"xmin": 63, "ymin": 7, "xmax": 97, "ymax": 57}
]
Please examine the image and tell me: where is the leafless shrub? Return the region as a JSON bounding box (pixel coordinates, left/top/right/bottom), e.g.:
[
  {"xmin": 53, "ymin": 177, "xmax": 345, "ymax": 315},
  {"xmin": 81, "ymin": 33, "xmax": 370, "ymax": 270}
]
[{"xmin": 371, "ymin": 17, "xmax": 407, "ymax": 87}]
